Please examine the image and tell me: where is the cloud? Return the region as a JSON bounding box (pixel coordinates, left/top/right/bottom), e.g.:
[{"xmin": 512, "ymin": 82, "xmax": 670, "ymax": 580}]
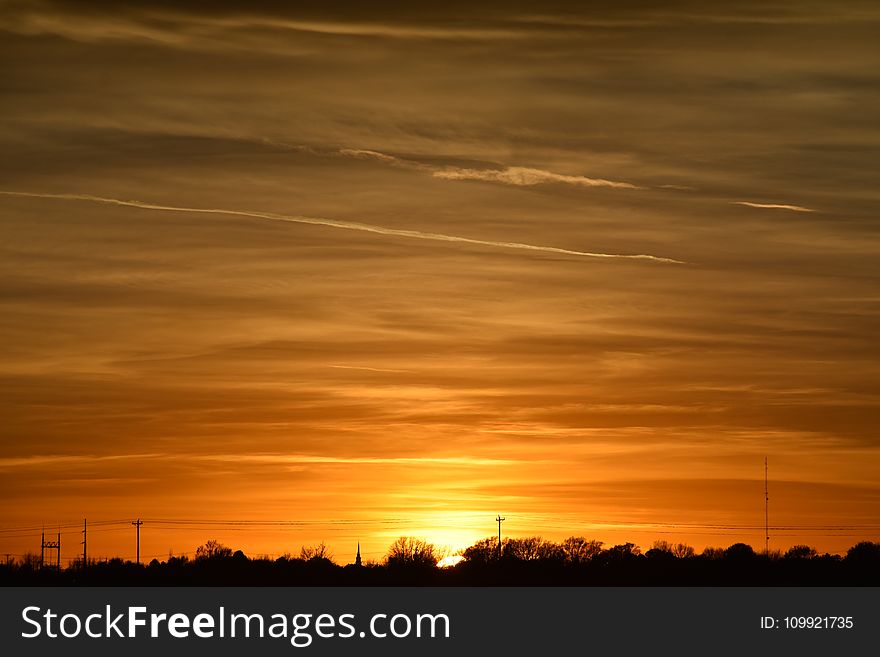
[
  {"xmin": 432, "ymin": 165, "xmax": 640, "ymax": 189},
  {"xmin": 0, "ymin": 453, "xmax": 166, "ymax": 469},
  {"xmin": 0, "ymin": 190, "xmax": 684, "ymax": 263},
  {"xmin": 732, "ymin": 201, "xmax": 817, "ymax": 213},
  {"xmin": 0, "ymin": 452, "xmax": 521, "ymax": 468},
  {"xmin": 237, "ymin": 17, "xmax": 524, "ymax": 41},
  {"xmin": 329, "ymin": 364, "xmax": 412, "ymax": 374},
  {"xmin": 516, "ymin": 7, "xmax": 880, "ymax": 30},
  {"xmin": 337, "ymin": 147, "xmax": 640, "ymax": 189},
  {"xmin": 196, "ymin": 453, "xmax": 520, "ymax": 466},
  {"xmin": 337, "ymin": 148, "xmax": 431, "ymax": 171},
  {"xmin": 0, "ymin": 6, "xmax": 527, "ymax": 51},
  {"xmin": 335, "ymin": 147, "xmax": 640, "ymax": 189}
]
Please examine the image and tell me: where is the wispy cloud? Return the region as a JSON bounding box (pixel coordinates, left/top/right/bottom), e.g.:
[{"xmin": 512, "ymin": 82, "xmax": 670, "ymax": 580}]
[
  {"xmin": 0, "ymin": 8, "xmax": 526, "ymax": 52},
  {"xmin": 329, "ymin": 364, "xmax": 412, "ymax": 374},
  {"xmin": 432, "ymin": 166, "xmax": 640, "ymax": 189},
  {"xmin": 336, "ymin": 147, "xmax": 640, "ymax": 189},
  {"xmin": 732, "ymin": 201, "xmax": 817, "ymax": 213},
  {"xmin": 0, "ymin": 190, "xmax": 684, "ymax": 263},
  {"xmin": 337, "ymin": 148, "xmax": 431, "ymax": 171},
  {"xmin": 515, "ymin": 10, "xmax": 880, "ymax": 30},
  {"xmin": 225, "ymin": 17, "xmax": 525, "ymax": 40},
  {"xmin": 0, "ymin": 452, "xmax": 518, "ymax": 469},
  {"xmin": 197, "ymin": 453, "xmax": 521, "ymax": 466},
  {"xmin": 0, "ymin": 453, "xmax": 166, "ymax": 469}
]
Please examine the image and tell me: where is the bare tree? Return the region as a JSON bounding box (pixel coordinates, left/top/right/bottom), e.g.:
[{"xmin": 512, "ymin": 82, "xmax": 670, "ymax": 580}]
[
  {"xmin": 300, "ymin": 541, "xmax": 334, "ymax": 563},
  {"xmin": 385, "ymin": 537, "xmax": 438, "ymax": 568},
  {"xmin": 701, "ymin": 546, "xmax": 725, "ymax": 560},
  {"xmin": 651, "ymin": 540, "xmax": 694, "ymax": 559},
  {"xmin": 536, "ymin": 540, "xmax": 565, "ymax": 561},
  {"xmin": 195, "ymin": 539, "xmax": 233, "ymax": 560},
  {"xmin": 502, "ymin": 537, "xmax": 546, "ymax": 561},
  {"xmin": 672, "ymin": 543, "xmax": 696, "ymax": 559},
  {"xmin": 561, "ymin": 536, "xmax": 604, "ymax": 563},
  {"xmin": 21, "ymin": 552, "xmax": 41, "ymax": 571}
]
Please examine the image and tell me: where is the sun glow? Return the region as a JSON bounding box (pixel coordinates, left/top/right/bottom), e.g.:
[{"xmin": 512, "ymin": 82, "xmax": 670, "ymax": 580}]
[{"xmin": 437, "ymin": 555, "xmax": 465, "ymax": 568}]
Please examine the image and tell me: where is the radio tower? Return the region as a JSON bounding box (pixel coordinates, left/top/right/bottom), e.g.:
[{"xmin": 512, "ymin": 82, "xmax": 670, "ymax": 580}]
[
  {"xmin": 496, "ymin": 514, "xmax": 505, "ymax": 560},
  {"xmin": 764, "ymin": 457, "xmax": 769, "ymax": 554}
]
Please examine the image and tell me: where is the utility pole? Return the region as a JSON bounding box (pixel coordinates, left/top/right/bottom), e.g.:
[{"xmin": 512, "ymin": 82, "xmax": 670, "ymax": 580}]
[
  {"xmin": 496, "ymin": 514, "xmax": 505, "ymax": 560},
  {"xmin": 81, "ymin": 519, "xmax": 87, "ymax": 570},
  {"xmin": 132, "ymin": 519, "xmax": 143, "ymax": 564},
  {"xmin": 764, "ymin": 457, "xmax": 769, "ymax": 554}
]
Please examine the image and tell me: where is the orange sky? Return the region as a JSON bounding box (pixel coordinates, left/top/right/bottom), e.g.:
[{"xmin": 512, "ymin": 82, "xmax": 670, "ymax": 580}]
[{"xmin": 1, "ymin": 0, "xmax": 880, "ymax": 563}]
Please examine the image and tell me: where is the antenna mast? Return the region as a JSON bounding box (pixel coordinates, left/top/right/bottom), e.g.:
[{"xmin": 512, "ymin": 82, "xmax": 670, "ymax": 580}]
[{"xmin": 764, "ymin": 457, "xmax": 769, "ymax": 554}]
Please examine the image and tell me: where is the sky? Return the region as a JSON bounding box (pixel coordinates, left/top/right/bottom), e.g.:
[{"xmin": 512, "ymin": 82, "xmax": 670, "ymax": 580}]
[{"xmin": 1, "ymin": 0, "xmax": 879, "ymax": 563}]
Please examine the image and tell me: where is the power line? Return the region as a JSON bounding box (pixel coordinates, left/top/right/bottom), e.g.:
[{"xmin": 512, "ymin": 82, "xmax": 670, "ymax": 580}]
[
  {"xmin": 1, "ymin": 515, "xmax": 878, "ymax": 560},
  {"xmin": 3, "ymin": 515, "xmax": 879, "ymax": 533},
  {"xmin": 0, "ymin": 519, "xmax": 129, "ymax": 534}
]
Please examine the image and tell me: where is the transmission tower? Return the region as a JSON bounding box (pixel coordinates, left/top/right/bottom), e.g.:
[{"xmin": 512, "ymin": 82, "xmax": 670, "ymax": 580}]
[{"xmin": 41, "ymin": 529, "xmax": 61, "ymax": 570}]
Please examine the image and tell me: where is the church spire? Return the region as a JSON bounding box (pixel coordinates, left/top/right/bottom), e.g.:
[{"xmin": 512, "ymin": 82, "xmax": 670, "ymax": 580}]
[{"xmin": 355, "ymin": 542, "xmax": 362, "ymax": 567}]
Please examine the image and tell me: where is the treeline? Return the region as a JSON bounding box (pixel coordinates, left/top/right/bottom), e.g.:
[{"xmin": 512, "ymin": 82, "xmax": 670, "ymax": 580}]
[{"xmin": 2, "ymin": 536, "xmax": 879, "ymax": 586}]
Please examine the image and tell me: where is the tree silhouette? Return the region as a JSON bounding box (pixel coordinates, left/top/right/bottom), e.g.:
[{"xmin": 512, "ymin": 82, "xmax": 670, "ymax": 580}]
[
  {"xmin": 724, "ymin": 543, "xmax": 756, "ymax": 560},
  {"xmin": 560, "ymin": 536, "xmax": 603, "ymax": 564},
  {"xmin": 672, "ymin": 543, "xmax": 695, "ymax": 559},
  {"xmin": 601, "ymin": 542, "xmax": 641, "ymax": 562},
  {"xmin": 784, "ymin": 545, "xmax": 818, "ymax": 560},
  {"xmin": 385, "ymin": 537, "xmax": 438, "ymax": 568},
  {"xmin": 300, "ymin": 541, "xmax": 334, "ymax": 563},
  {"xmin": 845, "ymin": 541, "xmax": 880, "ymax": 564},
  {"xmin": 3, "ymin": 537, "xmax": 880, "ymax": 586},
  {"xmin": 701, "ymin": 546, "xmax": 725, "ymax": 560},
  {"xmin": 648, "ymin": 540, "xmax": 695, "ymax": 559},
  {"xmin": 461, "ymin": 537, "xmax": 498, "ymax": 565},
  {"xmin": 502, "ymin": 537, "xmax": 546, "ymax": 561},
  {"xmin": 195, "ymin": 539, "xmax": 233, "ymax": 560}
]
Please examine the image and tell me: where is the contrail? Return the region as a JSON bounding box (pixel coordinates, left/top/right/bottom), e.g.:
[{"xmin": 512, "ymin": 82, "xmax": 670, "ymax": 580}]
[
  {"xmin": 0, "ymin": 190, "xmax": 685, "ymax": 264},
  {"xmin": 732, "ymin": 201, "xmax": 816, "ymax": 213}
]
